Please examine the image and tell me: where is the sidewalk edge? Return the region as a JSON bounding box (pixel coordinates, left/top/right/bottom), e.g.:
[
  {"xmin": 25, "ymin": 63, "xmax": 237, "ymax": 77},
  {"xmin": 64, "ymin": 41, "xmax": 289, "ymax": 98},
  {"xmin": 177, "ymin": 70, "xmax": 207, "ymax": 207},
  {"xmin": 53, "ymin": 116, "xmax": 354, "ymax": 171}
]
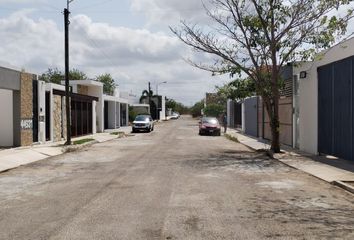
[{"xmin": 333, "ymin": 181, "xmax": 354, "ymax": 195}]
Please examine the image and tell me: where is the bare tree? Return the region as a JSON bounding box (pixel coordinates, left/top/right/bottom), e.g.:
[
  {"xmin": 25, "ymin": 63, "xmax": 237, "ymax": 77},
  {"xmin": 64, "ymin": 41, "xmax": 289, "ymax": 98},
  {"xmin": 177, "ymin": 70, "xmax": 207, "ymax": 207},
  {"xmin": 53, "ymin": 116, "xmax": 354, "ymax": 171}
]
[{"xmin": 171, "ymin": 0, "xmax": 353, "ymax": 152}]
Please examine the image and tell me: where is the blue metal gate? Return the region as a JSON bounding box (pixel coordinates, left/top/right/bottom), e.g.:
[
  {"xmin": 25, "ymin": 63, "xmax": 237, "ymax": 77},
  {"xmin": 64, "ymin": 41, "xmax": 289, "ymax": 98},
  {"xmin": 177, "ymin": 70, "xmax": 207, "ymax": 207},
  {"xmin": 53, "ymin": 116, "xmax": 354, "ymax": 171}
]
[{"xmin": 318, "ymin": 56, "xmax": 353, "ymax": 161}]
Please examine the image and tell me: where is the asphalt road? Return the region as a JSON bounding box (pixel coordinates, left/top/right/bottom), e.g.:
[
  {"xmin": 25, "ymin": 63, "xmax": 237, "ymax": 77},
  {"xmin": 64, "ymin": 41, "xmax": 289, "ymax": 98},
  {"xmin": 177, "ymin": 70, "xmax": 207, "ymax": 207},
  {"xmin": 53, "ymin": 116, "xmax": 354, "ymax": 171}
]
[{"xmin": 0, "ymin": 116, "xmax": 354, "ymax": 240}]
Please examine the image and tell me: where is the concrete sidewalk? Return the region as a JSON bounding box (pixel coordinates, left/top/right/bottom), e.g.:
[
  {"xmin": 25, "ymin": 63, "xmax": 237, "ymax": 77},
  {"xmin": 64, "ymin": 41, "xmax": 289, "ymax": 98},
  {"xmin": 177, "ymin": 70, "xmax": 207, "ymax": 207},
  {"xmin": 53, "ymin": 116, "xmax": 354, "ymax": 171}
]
[
  {"xmin": 226, "ymin": 128, "xmax": 354, "ymax": 193},
  {"xmin": 0, "ymin": 127, "xmax": 132, "ymax": 173}
]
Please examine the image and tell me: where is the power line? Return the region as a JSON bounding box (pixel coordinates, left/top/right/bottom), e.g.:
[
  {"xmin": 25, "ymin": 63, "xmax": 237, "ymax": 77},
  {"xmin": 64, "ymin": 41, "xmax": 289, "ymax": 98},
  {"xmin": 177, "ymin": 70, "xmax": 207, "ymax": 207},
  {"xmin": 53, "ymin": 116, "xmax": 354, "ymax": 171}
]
[
  {"xmin": 83, "ymin": 35, "xmax": 117, "ymax": 68},
  {"xmin": 73, "ymin": 0, "xmax": 114, "ymax": 11}
]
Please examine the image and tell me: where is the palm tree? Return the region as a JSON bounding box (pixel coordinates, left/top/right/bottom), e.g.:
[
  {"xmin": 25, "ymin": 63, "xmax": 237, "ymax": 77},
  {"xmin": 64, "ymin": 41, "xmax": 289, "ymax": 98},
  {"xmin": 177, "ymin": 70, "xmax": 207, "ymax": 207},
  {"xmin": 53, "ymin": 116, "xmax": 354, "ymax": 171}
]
[{"xmin": 139, "ymin": 89, "xmax": 153, "ymax": 103}]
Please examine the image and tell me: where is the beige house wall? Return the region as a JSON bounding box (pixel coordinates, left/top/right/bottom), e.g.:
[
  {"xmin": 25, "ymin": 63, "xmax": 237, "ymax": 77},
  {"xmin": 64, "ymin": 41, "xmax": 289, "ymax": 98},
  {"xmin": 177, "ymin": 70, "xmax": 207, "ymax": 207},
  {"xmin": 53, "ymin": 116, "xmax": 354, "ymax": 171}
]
[
  {"xmin": 77, "ymin": 85, "xmax": 89, "ymax": 95},
  {"xmin": 52, "ymin": 95, "xmax": 67, "ymax": 142},
  {"xmin": 53, "ymin": 95, "xmax": 62, "ymax": 142},
  {"xmin": 20, "ymin": 72, "xmax": 33, "ymax": 146},
  {"xmin": 258, "ymin": 97, "xmax": 293, "ymax": 146}
]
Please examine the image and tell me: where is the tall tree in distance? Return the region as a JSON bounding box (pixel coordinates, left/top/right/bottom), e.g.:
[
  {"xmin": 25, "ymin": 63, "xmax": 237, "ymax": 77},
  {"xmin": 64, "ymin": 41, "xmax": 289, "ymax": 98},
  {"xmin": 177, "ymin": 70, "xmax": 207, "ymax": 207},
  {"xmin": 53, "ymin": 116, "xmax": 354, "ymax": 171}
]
[
  {"xmin": 39, "ymin": 68, "xmax": 87, "ymax": 84},
  {"xmin": 69, "ymin": 69, "xmax": 87, "ymax": 80},
  {"xmin": 96, "ymin": 73, "xmax": 116, "ymax": 96},
  {"xmin": 171, "ymin": 0, "xmax": 354, "ymax": 152},
  {"xmin": 38, "ymin": 68, "xmax": 63, "ymax": 84},
  {"xmin": 166, "ymin": 98, "xmax": 190, "ymax": 114}
]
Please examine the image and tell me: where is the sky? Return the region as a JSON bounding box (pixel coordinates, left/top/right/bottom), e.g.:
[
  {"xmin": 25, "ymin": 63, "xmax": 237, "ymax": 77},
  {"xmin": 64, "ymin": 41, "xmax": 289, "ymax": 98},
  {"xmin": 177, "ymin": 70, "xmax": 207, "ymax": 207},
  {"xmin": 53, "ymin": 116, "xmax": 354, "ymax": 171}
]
[
  {"xmin": 0, "ymin": 0, "xmax": 229, "ymax": 106},
  {"xmin": 1, "ymin": 1, "xmax": 354, "ymax": 106}
]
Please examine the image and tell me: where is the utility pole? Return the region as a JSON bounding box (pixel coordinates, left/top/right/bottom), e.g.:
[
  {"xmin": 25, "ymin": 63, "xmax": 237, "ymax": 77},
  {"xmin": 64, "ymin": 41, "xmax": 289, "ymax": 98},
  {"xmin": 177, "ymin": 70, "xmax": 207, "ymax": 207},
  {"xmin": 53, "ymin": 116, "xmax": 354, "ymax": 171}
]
[
  {"xmin": 148, "ymin": 82, "xmax": 152, "ymax": 117},
  {"xmin": 64, "ymin": 0, "xmax": 73, "ymax": 145}
]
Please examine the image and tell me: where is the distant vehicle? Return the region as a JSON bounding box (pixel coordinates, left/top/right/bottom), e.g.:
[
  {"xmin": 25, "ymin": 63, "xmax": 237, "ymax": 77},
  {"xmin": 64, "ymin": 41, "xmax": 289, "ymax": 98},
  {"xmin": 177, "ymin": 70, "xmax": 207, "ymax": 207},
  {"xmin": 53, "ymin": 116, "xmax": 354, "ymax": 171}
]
[
  {"xmin": 199, "ymin": 117, "xmax": 221, "ymax": 136},
  {"xmin": 170, "ymin": 112, "xmax": 180, "ymax": 119},
  {"xmin": 132, "ymin": 115, "xmax": 154, "ymax": 133}
]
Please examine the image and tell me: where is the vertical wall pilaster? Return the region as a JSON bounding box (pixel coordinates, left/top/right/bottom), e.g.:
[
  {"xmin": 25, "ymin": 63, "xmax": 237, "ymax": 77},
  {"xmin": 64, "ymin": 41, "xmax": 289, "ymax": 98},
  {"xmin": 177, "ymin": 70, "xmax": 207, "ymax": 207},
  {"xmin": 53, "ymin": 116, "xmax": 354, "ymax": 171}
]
[{"xmin": 19, "ymin": 72, "xmax": 33, "ymax": 146}]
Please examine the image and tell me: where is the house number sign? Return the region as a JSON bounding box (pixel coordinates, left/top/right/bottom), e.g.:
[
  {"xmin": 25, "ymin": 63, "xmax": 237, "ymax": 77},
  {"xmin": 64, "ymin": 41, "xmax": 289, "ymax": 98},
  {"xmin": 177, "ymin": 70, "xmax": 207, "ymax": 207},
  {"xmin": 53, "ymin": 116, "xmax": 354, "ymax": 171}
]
[{"xmin": 21, "ymin": 119, "xmax": 33, "ymax": 130}]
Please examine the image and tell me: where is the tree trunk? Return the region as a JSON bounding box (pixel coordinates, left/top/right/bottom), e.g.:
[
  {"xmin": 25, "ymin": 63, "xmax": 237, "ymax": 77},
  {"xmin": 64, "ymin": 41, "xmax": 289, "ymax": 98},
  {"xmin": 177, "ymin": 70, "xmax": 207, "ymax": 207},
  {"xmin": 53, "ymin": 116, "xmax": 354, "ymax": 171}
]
[
  {"xmin": 270, "ymin": 104, "xmax": 280, "ymax": 153},
  {"xmin": 262, "ymin": 95, "xmax": 281, "ymax": 153}
]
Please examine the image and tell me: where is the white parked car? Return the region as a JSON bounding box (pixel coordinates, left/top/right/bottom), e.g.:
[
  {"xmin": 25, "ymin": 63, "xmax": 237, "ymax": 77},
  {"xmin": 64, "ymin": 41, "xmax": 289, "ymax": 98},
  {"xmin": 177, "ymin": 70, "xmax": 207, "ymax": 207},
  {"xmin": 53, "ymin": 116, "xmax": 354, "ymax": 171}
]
[
  {"xmin": 132, "ymin": 115, "xmax": 154, "ymax": 133},
  {"xmin": 170, "ymin": 112, "xmax": 180, "ymax": 119}
]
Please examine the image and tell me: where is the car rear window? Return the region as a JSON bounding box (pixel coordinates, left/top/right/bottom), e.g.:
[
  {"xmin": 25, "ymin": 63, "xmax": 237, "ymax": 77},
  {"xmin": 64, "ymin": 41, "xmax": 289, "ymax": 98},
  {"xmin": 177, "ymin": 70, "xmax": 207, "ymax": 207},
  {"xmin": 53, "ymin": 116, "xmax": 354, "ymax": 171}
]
[
  {"xmin": 202, "ymin": 118, "xmax": 218, "ymax": 124},
  {"xmin": 135, "ymin": 116, "xmax": 149, "ymax": 121}
]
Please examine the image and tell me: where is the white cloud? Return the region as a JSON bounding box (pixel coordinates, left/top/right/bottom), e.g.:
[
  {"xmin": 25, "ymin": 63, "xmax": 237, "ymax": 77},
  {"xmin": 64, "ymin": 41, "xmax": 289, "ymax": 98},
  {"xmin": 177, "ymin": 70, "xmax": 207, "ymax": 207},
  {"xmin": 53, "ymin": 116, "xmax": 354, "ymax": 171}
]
[
  {"xmin": 0, "ymin": 11, "xmax": 227, "ymax": 105},
  {"xmin": 130, "ymin": 0, "xmax": 211, "ymax": 27}
]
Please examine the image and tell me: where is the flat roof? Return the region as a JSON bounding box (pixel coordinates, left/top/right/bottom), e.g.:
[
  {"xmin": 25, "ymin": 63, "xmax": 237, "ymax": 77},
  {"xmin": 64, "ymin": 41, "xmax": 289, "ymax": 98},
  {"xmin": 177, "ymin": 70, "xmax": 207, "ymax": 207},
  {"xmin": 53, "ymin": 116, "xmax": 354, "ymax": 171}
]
[
  {"xmin": 61, "ymin": 80, "xmax": 103, "ymax": 87},
  {"xmin": 46, "ymin": 83, "xmax": 65, "ymax": 91},
  {"xmin": 130, "ymin": 104, "xmax": 150, "ymax": 107},
  {"xmin": 103, "ymin": 95, "xmax": 129, "ymax": 104}
]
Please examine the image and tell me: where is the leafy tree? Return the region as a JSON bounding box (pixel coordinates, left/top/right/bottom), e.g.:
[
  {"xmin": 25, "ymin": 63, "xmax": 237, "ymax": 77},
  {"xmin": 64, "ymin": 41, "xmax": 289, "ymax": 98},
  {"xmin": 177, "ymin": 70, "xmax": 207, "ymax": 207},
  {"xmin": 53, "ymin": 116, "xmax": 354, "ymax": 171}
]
[
  {"xmin": 190, "ymin": 100, "xmax": 205, "ymax": 118},
  {"xmin": 166, "ymin": 98, "xmax": 178, "ymax": 110},
  {"xmin": 171, "ymin": 0, "xmax": 354, "ymax": 152},
  {"xmin": 166, "ymin": 98, "xmax": 190, "ymax": 114},
  {"xmin": 216, "ymin": 78, "xmax": 256, "ymax": 101},
  {"xmin": 139, "ymin": 89, "xmax": 154, "ymax": 103},
  {"xmin": 39, "ymin": 68, "xmax": 87, "ymax": 84},
  {"xmin": 69, "ymin": 69, "xmax": 87, "ymax": 80},
  {"xmin": 38, "ymin": 68, "xmax": 63, "ymax": 84},
  {"xmin": 204, "ymin": 103, "xmax": 224, "ymax": 118},
  {"xmin": 96, "ymin": 73, "xmax": 116, "ymax": 95}
]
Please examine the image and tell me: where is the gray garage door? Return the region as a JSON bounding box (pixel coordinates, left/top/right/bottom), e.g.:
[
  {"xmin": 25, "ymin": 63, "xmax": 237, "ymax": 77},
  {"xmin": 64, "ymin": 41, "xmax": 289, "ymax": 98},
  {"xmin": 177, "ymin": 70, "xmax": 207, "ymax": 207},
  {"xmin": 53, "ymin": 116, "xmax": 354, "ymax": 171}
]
[
  {"xmin": 318, "ymin": 56, "xmax": 354, "ymax": 161},
  {"xmin": 244, "ymin": 97, "xmax": 258, "ymax": 137}
]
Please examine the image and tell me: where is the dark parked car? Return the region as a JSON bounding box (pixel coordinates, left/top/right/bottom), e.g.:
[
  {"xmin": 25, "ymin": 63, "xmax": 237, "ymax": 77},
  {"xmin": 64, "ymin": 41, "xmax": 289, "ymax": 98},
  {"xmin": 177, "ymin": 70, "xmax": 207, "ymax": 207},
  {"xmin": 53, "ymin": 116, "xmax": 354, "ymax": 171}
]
[
  {"xmin": 132, "ymin": 115, "xmax": 154, "ymax": 133},
  {"xmin": 198, "ymin": 117, "xmax": 221, "ymax": 136}
]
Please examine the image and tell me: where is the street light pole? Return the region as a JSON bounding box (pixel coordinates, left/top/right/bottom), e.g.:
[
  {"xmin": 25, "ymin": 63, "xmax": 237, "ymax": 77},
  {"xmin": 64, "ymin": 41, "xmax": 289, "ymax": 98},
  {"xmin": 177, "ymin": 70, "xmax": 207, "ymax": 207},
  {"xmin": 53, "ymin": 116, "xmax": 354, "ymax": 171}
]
[
  {"xmin": 64, "ymin": 0, "xmax": 74, "ymax": 145},
  {"xmin": 156, "ymin": 81, "xmax": 167, "ymax": 96}
]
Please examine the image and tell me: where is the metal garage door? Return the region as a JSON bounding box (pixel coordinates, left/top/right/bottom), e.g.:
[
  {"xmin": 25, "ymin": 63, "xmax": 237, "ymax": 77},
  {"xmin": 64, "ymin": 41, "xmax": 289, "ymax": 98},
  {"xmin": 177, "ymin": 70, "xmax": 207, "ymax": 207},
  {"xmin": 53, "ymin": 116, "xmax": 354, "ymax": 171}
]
[
  {"xmin": 234, "ymin": 102, "xmax": 242, "ymax": 129},
  {"xmin": 244, "ymin": 97, "xmax": 258, "ymax": 137},
  {"xmin": 318, "ymin": 56, "xmax": 353, "ymax": 161}
]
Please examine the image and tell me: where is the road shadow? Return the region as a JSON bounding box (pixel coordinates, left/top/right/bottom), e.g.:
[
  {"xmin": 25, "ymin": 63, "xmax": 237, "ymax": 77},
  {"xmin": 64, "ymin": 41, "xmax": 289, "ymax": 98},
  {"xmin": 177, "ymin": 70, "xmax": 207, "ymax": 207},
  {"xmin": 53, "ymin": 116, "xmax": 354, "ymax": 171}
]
[
  {"xmin": 244, "ymin": 195, "xmax": 354, "ymax": 238},
  {"xmin": 182, "ymin": 150, "xmax": 289, "ymax": 173}
]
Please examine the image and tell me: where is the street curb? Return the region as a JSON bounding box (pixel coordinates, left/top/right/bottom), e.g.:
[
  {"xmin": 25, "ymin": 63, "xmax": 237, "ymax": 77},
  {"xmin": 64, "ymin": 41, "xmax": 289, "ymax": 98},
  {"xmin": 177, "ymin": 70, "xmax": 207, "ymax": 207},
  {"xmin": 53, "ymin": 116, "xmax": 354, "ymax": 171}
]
[
  {"xmin": 224, "ymin": 133, "xmax": 239, "ymax": 143},
  {"xmin": 224, "ymin": 133, "xmax": 274, "ymax": 157},
  {"xmin": 0, "ymin": 167, "xmax": 17, "ymax": 174},
  {"xmin": 63, "ymin": 140, "xmax": 99, "ymax": 153},
  {"xmin": 332, "ymin": 181, "xmax": 354, "ymax": 195}
]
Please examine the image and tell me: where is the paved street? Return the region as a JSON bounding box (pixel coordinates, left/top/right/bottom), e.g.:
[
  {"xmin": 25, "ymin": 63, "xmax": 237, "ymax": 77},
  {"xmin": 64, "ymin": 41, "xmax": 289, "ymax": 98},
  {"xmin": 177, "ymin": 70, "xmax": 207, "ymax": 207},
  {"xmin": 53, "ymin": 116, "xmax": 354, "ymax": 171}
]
[{"xmin": 0, "ymin": 116, "xmax": 354, "ymax": 240}]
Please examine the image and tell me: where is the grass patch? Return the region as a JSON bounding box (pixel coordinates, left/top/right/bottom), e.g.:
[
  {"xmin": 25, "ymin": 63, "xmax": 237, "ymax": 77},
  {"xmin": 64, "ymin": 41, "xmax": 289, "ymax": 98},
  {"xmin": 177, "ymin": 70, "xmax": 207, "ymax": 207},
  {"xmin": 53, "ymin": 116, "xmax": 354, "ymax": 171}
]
[
  {"xmin": 110, "ymin": 131, "xmax": 124, "ymax": 135},
  {"xmin": 225, "ymin": 134, "xmax": 239, "ymax": 143},
  {"xmin": 73, "ymin": 138, "xmax": 95, "ymax": 145},
  {"xmin": 110, "ymin": 131, "xmax": 126, "ymax": 138}
]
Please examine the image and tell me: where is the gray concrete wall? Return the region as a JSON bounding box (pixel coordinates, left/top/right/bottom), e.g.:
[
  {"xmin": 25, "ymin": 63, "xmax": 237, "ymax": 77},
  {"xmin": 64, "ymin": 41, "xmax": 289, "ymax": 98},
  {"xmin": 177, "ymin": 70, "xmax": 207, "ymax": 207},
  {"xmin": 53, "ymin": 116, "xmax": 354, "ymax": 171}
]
[{"xmin": 0, "ymin": 67, "xmax": 21, "ymax": 91}]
